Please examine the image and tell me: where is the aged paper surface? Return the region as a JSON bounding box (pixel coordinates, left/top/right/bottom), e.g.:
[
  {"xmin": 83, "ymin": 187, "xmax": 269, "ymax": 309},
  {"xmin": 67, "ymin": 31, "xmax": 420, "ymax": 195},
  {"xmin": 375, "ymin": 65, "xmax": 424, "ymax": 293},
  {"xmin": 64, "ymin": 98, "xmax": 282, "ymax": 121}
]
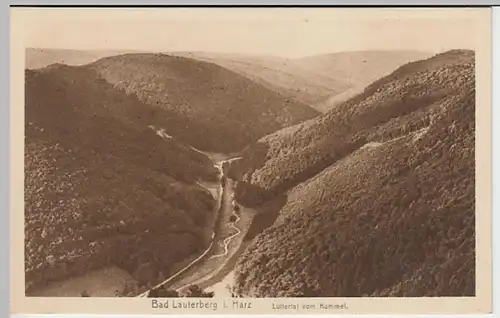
[{"xmin": 11, "ymin": 7, "xmax": 492, "ymax": 315}]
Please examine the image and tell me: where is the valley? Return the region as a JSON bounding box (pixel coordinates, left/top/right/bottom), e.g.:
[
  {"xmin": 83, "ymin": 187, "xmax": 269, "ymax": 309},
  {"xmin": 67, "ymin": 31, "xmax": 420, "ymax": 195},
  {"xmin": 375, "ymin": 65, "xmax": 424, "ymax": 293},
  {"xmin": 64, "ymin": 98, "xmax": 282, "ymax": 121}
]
[
  {"xmin": 136, "ymin": 151, "xmax": 254, "ymax": 298},
  {"xmin": 24, "ymin": 48, "xmax": 477, "ymax": 298}
]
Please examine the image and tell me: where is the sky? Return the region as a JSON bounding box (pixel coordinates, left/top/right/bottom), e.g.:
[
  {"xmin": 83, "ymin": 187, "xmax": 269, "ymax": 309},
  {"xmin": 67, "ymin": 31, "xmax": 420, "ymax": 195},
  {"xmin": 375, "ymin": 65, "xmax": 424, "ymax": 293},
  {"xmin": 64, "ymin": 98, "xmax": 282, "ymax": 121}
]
[{"xmin": 16, "ymin": 8, "xmax": 486, "ymax": 58}]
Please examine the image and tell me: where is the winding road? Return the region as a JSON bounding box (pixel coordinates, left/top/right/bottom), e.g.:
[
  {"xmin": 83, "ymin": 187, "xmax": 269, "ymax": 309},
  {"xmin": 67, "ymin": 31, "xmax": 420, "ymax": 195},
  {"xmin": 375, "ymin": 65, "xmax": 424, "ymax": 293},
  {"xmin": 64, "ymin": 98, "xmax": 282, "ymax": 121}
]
[
  {"xmin": 136, "ymin": 139, "xmax": 244, "ymax": 297},
  {"xmin": 210, "ymin": 209, "xmax": 241, "ymax": 260}
]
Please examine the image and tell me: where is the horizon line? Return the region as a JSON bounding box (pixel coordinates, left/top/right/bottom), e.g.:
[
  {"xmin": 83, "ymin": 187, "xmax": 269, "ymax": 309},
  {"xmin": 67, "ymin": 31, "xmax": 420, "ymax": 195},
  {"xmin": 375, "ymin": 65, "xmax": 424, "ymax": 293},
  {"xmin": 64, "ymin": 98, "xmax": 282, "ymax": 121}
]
[{"xmin": 25, "ymin": 46, "xmax": 457, "ymax": 60}]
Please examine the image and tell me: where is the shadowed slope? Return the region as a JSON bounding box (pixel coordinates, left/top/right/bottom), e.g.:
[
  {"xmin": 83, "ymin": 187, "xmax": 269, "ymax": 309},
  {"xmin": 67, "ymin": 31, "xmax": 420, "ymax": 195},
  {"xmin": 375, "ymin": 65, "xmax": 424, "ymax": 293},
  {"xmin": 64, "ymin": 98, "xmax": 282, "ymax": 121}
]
[{"xmin": 25, "ymin": 65, "xmax": 219, "ymax": 295}]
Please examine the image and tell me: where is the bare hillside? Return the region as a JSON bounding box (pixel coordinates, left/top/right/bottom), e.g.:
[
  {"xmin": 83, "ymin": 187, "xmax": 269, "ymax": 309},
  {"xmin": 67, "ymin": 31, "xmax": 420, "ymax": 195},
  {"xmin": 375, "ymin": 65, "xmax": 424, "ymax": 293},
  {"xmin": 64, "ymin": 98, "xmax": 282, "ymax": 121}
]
[{"xmin": 171, "ymin": 50, "xmax": 431, "ymax": 112}]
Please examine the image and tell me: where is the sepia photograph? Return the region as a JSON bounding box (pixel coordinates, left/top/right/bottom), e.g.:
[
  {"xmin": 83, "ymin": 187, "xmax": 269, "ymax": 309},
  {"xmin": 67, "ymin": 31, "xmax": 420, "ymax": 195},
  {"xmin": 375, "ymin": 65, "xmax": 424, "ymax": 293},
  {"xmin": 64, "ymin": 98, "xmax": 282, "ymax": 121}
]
[{"xmin": 10, "ymin": 7, "xmax": 492, "ymax": 315}]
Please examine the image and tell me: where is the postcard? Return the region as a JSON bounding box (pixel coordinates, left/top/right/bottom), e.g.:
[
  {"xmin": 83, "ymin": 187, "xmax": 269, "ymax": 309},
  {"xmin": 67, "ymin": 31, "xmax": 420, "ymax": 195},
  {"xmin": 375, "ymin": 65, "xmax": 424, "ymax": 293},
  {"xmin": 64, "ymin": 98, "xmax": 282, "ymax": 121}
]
[{"xmin": 10, "ymin": 6, "xmax": 492, "ymax": 315}]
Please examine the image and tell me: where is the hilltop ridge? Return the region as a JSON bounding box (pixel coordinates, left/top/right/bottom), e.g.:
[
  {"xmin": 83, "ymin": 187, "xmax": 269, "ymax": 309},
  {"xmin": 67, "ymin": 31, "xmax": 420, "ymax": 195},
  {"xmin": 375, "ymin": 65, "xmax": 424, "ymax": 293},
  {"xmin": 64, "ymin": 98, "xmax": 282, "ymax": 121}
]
[{"xmin": 88, "ymin": 53, "xmax": 319, "ymax": 153}]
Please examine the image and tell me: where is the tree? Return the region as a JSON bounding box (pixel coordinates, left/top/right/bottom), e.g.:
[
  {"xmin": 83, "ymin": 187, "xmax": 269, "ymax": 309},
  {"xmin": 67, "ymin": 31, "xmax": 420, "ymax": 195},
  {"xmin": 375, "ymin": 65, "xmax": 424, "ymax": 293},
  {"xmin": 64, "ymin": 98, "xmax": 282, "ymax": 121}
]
[
  {"xmin": 184, "ymin": 285, "xmax": 214, "ymax": 298},
  {"xmin": 157, "ymin": 287, "xmax": 180, "ymax": 297},
  {"xmin": 147, "ymin": 289, "xmax": 159, "ymax": 298},
  {"xmin": 147, "ymin": 286, "xmax": 180, "ymax": 298},
  {"xmin": 225, "ymin": 284, "xmax": 240, "ymax": 297},
  {"xmin": 116, "ymin": 282, "xmax": 138, "ymax": 297}
]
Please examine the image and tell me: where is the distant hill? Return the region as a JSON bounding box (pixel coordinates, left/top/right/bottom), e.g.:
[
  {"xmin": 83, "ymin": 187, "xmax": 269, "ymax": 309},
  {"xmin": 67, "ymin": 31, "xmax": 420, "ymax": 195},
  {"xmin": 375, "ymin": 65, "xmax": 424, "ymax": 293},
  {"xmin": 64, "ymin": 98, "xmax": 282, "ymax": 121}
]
[
  {"xmin": 293, "ymin": 50, "xmax": 432, "ymax": 85},
  {"xmin": 229, "ymin": 50, "xmax": 476, "ymax": 297},
  {"xmin": 24, "ymin": 64, "xmax": 219, "ymax": 294},
  {"xmin": 171, "ymin": 50, "xmax": 431, "ymax": 112},
  {"xmin": 170, "ymin": 51, "xmax": 350, "ymax": 107},
  {"xmin": 88, "ymin": 53, "xmax": 319, "ymax": 153},
  {"xmin": 25, "ymin": 48, "xmax": 148, "ymax": 70},
  {"xmin": 292, "ymin": 50, "xmax": 433, "ymax": 111}
]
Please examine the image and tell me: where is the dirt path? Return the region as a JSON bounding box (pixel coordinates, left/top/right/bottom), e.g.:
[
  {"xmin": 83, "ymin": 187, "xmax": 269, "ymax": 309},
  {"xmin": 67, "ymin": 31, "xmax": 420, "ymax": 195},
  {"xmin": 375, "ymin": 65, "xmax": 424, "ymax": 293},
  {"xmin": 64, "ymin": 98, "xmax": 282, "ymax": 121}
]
[
  {"xmin": 209, "ymin": 210, "xmax": 241, "ymax": 260},
  {"xmin": 136, "ymin": 145, "xmax": 245, "ymax": 297}
]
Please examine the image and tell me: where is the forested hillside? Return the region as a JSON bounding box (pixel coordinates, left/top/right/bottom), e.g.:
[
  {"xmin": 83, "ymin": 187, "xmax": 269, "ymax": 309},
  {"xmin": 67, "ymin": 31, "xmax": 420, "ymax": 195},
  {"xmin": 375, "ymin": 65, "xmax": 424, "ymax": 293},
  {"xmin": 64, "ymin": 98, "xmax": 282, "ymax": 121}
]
[
  {"xmin": 231, "ymin": 50, "xmax": 476, "ymax": 297},
  {"xmin": 25, "ymin": 64, "xmax": 219, "ymax": 294},
  {"xmin": 88, "ymin": 53, "xmax": 319, "ymax": 153}
]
